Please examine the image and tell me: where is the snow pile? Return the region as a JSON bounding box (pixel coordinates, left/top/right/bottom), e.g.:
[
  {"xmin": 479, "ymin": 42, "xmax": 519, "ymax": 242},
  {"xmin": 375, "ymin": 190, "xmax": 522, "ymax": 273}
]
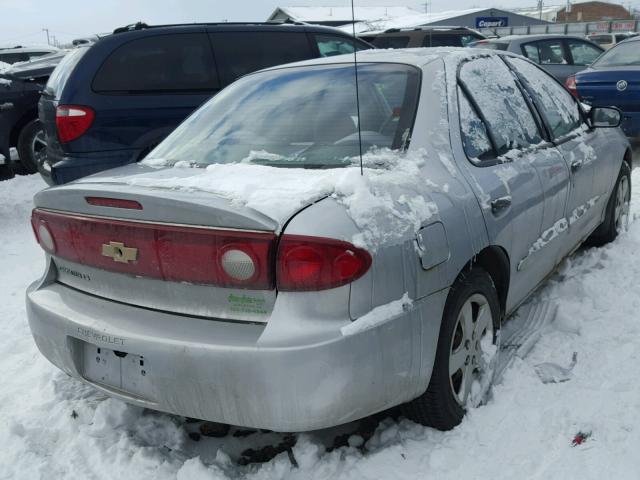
[
  {"xmin": 135, "ymin": 148, "xmax": 438, "ymax": 250},
  {"xmin": 0, "ymin": 60, "xmax": 10, "ymax": 73},
  {"xmin": 3, "ymin": 168, "xmax": 640, "ymax": 478}
]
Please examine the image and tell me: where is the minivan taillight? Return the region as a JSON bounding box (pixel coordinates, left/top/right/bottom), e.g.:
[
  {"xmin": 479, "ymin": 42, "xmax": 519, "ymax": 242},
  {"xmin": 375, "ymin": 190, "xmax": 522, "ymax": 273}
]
[
  {"xmin": 56, "ymin": 105, "xmax": 95, "ymax": 143},
  {"xmin": 276, "ymin": 235, "xmax": 371, "ymax": 291},
  {"xmin": 564, "ymin": 75, "xmax": 579, "ymax": 98}
]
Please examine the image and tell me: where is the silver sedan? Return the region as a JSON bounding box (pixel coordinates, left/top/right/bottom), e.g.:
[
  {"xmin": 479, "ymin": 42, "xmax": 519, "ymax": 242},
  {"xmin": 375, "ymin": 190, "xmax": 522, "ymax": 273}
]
[{"xmin": 27, "ymin": 48, "xmax": 631, "ymax": 432}]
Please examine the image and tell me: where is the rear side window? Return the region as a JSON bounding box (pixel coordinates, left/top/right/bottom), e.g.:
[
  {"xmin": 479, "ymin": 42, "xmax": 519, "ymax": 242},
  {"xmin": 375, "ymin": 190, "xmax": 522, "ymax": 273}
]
[
  {"xmin": 507, "ymin": 57, "xmax": 582, "ymax": 139},
  {"xmin": 522, "ymin": 40, "xmax": 567, "ymax": 65},
  {"xmin": 371, "ymin": 36, "xmax": 410, "ymax": 49},
  {"xmin": 459, "ymin": 56, "xmax": 541, "ymax": 155},
  {"xmin": 314, "ymin": 34, "xmax": 366, "ymax": 57},
  {"xmin": 210, "ymin": 32, "xmax": 312, "ymax": 86},
  {"xmin": 93, "ymin": 33, "xmax": 219, "ymax": 93},
  {"xmin": 45, "ymin": 48, "xmax": 88, "ymax": 98},
  {"xmin": 567, "ymin": 40, "xmax": 601, "ymax": 66}
]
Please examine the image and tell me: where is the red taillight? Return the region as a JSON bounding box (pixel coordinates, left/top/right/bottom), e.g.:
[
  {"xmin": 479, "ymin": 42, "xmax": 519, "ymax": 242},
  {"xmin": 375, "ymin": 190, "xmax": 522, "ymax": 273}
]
[
  {"xmin": 85, "ymin": 197, "xmax": 143, "ymax": 210},
  {"xmin": 276, "ymin": 235, "xmax": 371, "ymax": 291},
  {"xmin": 30, "ymin": 216, "xmax": 56, "ymax": 254},
  {"xmin": 565, "ymin": 75, "xmax": 579, "ymax": 98},
  {"xmin": 56, "ymin": 105, "xmax": 95, "ymax": 143},
  {"xmin": 31, "ymin": 209, "xmax": 276, "ymax": 289}
]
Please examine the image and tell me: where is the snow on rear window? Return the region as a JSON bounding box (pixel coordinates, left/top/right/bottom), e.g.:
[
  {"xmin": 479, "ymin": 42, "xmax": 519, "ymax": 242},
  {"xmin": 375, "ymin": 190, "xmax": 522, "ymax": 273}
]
[
  {"xmin": 458, "ymin": 87, "xmax": 492, "ymax": 161},
  {"xmin": 459, "ymin": 56, "xmax": 541, "ymax": 155}
]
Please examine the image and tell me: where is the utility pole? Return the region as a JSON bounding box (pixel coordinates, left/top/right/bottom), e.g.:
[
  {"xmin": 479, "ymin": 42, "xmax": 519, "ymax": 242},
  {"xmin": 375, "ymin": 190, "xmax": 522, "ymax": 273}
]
[{"xmin": 42, "ymin": 28, "xmax": 50, "ymax": 45}]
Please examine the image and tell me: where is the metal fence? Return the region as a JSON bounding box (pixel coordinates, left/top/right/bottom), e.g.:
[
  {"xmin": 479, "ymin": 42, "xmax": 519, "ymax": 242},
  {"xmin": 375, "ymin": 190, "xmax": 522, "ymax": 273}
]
[{"xmin": 479, "ymin": 19, "xmax": 638, "ymax": 37}]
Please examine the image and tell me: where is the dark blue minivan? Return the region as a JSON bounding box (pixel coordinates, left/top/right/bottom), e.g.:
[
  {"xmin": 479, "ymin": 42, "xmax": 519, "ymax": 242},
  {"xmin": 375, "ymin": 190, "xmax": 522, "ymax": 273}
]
[{"xmin": 39, "ymin": 23, "xmax": 371, "ymax": 184}]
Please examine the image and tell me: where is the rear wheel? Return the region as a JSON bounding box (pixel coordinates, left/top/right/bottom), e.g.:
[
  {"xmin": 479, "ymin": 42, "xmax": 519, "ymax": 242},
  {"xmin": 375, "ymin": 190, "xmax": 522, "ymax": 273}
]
[
  {"xmin": 402, "ymin": 267, "xmax": 500, "ymax": 431},
  {"xmin": 16, "ymin": 119, "xmax": 46, "ymax": 174},
  {"xmin": 588, "ymin": 161, "xmax": 631, "ymax": 246}
]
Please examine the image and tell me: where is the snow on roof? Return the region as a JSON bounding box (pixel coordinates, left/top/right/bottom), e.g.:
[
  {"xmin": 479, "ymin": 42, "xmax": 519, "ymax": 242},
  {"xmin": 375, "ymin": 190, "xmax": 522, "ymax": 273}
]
[
  {"xmin": 335, "ymin": 8, "xmax": 486, "ymax": 34},
  {"xmin": 269, "ymin": 5, "xmax": 421, "ymax": 23}
]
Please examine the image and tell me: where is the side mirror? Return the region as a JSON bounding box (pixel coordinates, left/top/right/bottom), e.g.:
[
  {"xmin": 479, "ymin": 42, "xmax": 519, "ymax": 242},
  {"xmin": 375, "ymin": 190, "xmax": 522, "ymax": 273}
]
[{"xmin": 590, "ymin": 106, "xmax": 622, "ymax": 128}]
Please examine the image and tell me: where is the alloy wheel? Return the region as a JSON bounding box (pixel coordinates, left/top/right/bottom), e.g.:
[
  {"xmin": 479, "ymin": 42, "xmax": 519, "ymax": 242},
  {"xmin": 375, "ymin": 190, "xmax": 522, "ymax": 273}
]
[
  {"xmin": 449, "ymin": 293, "xmax": 496, "ymax": 406},
  {"xmin": 614, "ymin": 174, "xmax": 630, "ymax": 233}
]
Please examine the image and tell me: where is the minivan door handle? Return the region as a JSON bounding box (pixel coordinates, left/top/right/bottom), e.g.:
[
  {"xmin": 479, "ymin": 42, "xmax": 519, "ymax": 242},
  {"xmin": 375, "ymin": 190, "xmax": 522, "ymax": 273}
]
[
  {"xmin": 490, "ymin": 196, "xmax": 512, "ymax": 214},
  {"xmin": 571, "ymin": 160, "xmax": 583, "ymax": 172}
]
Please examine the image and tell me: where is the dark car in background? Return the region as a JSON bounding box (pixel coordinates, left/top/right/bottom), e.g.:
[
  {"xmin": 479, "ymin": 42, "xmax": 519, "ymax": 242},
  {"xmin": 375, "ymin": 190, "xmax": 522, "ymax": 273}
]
[
  {"xmin": 0, "ymin": 51, "xmax": 67, "ymax": 176},
  {"xmin": 39, "ymin": 22, "xmax": 371, "ymax": 185},
  {"xmin": 470, "ymin": 34, "xmax": 603, "ymax": 83},
  {"xmin": 567, "ymin": 36, "xmax": 640, "ymax": 138},
  {"xmin": 362, "ymin": 26, "xmax": 484, "ymax": 49}
]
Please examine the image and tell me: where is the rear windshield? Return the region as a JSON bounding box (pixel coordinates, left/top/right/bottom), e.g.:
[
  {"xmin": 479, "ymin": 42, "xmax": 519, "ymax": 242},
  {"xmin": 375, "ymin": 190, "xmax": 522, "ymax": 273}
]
[
  {"xmin": 43, "ymin": 48, "xmax": 87, "ymax": 98},
  {"xmin": 146, "ymin": 63, "xmax": 421, "ymax": 169},
  {"xmin": 588, "ymin": 35, "xmax": 612, "ymax": 45},
  {"xmin": 469, "ymin": 41, "xmax": 508, "ymax": 50},
  {"xmin": 593, "ymin": 41, "xmax": 640, "ymax": 67}
]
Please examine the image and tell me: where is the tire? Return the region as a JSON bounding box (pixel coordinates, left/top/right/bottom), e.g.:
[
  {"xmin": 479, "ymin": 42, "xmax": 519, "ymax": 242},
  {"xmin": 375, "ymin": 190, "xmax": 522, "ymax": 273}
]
[
  {"xmin": 588, "ymin": 161, "xmax": 631, "ymax": 247},
  {"xmin": 16, "ymin": 119, "xmax": 46, "ymax": 175},
  {"xmin": 402, "ymin": 267, "xmax": 500, "ymax": 431}
]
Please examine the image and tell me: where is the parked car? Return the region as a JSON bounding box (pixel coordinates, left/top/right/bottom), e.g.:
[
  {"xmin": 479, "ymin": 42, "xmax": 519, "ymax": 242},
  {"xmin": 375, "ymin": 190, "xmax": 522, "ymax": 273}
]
[
  {"xmin": 0, "ymin": 45, "xmax": 59, "ymax": 64},
  {"xmin": 27, "ymin": 48, "xmax": 630, "ymax": 432},
  {"xmin": 362, "ymin": 26, "xmax": 484, "ymax": 49},
  {"xmin": 586, "ymin": 32, "xmax": 638, "ymax": 49},
  {"xmin": 469, "ymin": 34, "xmax": 604, "ymax": 83},
  {"xmin": 0, "ymin": 50, "xmax": 67, "ymax": 174},
  {"xmin": 38, "ymin": 22, "xmax": 372, "ymax": 185},
  {"xmin": 567, "ymin": 35, "xmax": 640, "ymax": 137}
]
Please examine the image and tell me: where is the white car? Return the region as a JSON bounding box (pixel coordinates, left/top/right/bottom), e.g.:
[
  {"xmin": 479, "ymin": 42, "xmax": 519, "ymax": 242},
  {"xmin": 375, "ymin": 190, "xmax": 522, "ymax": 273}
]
[{"xmin": 0, "ymin": 45, "xmax": 60, "ymax": 65}]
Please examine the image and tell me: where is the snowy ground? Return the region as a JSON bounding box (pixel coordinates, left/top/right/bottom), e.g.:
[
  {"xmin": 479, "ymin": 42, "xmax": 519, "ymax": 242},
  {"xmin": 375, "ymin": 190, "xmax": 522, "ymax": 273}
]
[{"xmin": 2, "ymin": 171, "xmax": 640, "ymax": 479}]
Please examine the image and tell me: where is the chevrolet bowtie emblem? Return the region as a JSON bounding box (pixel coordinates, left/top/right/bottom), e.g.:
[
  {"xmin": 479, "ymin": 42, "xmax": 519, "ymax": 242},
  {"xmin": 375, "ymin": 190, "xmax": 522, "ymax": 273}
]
[{"xmin": 101, "ymin": 241, "xmax": 138, "ymax": 264}]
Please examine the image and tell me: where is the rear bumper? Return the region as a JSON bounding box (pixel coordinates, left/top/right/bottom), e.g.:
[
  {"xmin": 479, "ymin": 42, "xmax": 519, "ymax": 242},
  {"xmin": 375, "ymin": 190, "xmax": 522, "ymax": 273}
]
[
  {"xmin": 46, "ymin": 148, "xmax": 137, "ymax": 184},
  {"xmin": 26, "ymin": 278, "xmax": 445, "ymax": 431}
]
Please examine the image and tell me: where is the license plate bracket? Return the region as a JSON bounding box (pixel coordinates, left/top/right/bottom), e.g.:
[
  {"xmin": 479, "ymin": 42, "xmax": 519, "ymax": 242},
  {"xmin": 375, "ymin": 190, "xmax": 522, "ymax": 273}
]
[{"xmin": 81, "ymin": 342, "xmax": 154, "ymax": 400}]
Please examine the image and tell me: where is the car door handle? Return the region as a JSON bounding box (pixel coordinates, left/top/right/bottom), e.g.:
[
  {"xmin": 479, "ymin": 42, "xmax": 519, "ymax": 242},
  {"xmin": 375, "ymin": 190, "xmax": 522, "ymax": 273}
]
[
  {"xmin": 490, "ymin": 196, "xmax": 512, "ymax": 214},
  {"xmin": 571, "ymin": 160, "xmax": 583, "ymax": 172}
]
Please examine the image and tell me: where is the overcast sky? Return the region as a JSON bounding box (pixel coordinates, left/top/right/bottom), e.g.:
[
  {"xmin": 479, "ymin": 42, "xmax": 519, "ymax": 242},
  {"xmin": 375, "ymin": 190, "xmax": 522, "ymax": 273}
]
[{"xmin": 0, "ymin": 0, "xmax": 635, "ymax": 45}]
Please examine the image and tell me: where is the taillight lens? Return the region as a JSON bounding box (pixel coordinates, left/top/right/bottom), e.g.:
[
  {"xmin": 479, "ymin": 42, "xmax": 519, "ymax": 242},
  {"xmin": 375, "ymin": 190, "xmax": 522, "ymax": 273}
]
[
  {"xmin": 56, "ymin": 105, "xmax": 95, "ymax": 143},
  {"xmin": 276, "ymin": 235, "xmax": 371, "ymax": 291},
  {"xmin": 565, "ymin": 75, "xmax": 579, "ymax": 98},
  {"xmin": 30, "ymin": 209, "xmax": 276, "ymax": 289}
]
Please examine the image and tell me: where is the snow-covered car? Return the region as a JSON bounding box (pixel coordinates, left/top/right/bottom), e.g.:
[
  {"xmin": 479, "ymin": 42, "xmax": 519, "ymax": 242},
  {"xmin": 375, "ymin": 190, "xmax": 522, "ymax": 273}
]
[{"xmin": 26, "ymin": 49, "xmax": 631, "ymax": 432}]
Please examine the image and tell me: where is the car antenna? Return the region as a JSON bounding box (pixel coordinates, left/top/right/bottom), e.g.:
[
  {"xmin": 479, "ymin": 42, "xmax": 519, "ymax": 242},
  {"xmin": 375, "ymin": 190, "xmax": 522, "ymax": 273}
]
[{"xmin": 350, "ymin": 0, "xmax": 364, "ymax": 175}]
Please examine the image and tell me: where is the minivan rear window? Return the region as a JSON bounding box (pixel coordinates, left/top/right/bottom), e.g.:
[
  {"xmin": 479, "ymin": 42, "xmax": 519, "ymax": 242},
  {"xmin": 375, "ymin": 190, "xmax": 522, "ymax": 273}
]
[
  {"xmin": 92, "ymin": 33, "xmax": 219, "ymax": 93},
  {"xmin": 371, "ymin": 36, "xmax": 410, "ymax": 49},
  {"xmin": 44, "ymin": 47, "xmax": 88, "ymax": 98}
]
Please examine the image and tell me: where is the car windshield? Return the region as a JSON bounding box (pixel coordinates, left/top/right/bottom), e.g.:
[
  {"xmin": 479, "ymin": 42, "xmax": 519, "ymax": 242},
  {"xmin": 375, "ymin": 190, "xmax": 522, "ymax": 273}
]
[
  {"xmin": 146, "ymin": 63, "xmax": 421, "ymax": 169},
  {"xmin": 593, "ymin": 41, "xmax": 640, "ymax": 67}
]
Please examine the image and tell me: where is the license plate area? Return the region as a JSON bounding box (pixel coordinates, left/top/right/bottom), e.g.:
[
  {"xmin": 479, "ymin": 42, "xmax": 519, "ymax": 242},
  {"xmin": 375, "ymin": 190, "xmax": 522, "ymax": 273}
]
[{"xmin": 81, "ymin": 341, "xmax": 154, "ymax": 400}]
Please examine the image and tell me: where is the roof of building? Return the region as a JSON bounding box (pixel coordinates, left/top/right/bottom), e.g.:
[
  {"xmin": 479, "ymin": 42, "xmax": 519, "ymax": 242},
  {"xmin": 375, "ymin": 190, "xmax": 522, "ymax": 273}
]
[{"xmin": 267, "ymin": 6, "xmax": 421, "ymax": 23}]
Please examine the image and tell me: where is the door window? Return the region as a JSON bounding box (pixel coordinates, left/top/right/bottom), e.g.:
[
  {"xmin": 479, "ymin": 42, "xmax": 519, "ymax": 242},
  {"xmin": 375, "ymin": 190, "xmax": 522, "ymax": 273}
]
[
  {"xmin": 522, "ymin": 40, "xmax": 567, "ymax": 65},
  {"xmin": 567, "ymin": 40, "xmax": 602, "ymax": 65},
  {"xmin": 92, "ymin": 34, "xmax": 219, "ymax": 93},
  {"xmin": 507, "ymin": 57, "xmax": 582, "ymax": 138},
  {"xmin": 459, "ymin": 56, "xmax": 541, "ymax": 156},
  {"xmin": 210, "ymin": 32, "xmax": 312, "ymax": 86},
  {"xmin": 458, "ymin": 88, "xmax": 493, "ymax": 161},
  {"xmin": 314, "ymin": 34, "xmax": 366, "ymax": 57}
]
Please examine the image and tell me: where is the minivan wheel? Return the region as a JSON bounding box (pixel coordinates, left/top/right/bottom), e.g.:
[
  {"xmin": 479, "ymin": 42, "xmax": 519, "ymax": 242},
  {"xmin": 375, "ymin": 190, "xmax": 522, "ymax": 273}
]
[
  {"xmin": 402, "ymin": 267, "xmax": 500, "ymax": 431},
  {"xmin": 588, "ymin": 161, "xmax": 631, "ymax": 246},
  {"xmin": 16, "ymin": 119, "xmax": 46, "ymax": 174}
]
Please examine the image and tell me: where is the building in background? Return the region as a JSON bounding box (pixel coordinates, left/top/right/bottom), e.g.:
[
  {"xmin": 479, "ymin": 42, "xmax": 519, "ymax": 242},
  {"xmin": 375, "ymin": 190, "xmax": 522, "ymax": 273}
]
[
  {"xmin": 555, "ymin": 1, "xmax": 631, "ymax": 22},
  {"xmin": 268, "ymin": 7, "xmax": 549, "ymax": 35},
  {"xmin": 266, "ymin": 6, "xmax": 421, "ymax": 27}
]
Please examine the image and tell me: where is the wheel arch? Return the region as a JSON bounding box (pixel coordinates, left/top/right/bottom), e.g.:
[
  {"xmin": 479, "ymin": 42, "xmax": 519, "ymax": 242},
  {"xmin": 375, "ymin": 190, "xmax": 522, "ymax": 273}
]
[
  {"xmin": 624, "ymin": 147, "xmax": 632, "ymax": 170},
  {"xmin": 459, "ymin": 245, "xmax": 510, "ymax": 318},
  {"xmin": 9, "ymin": 109, "xmax": 38, "ymax": 147}
]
